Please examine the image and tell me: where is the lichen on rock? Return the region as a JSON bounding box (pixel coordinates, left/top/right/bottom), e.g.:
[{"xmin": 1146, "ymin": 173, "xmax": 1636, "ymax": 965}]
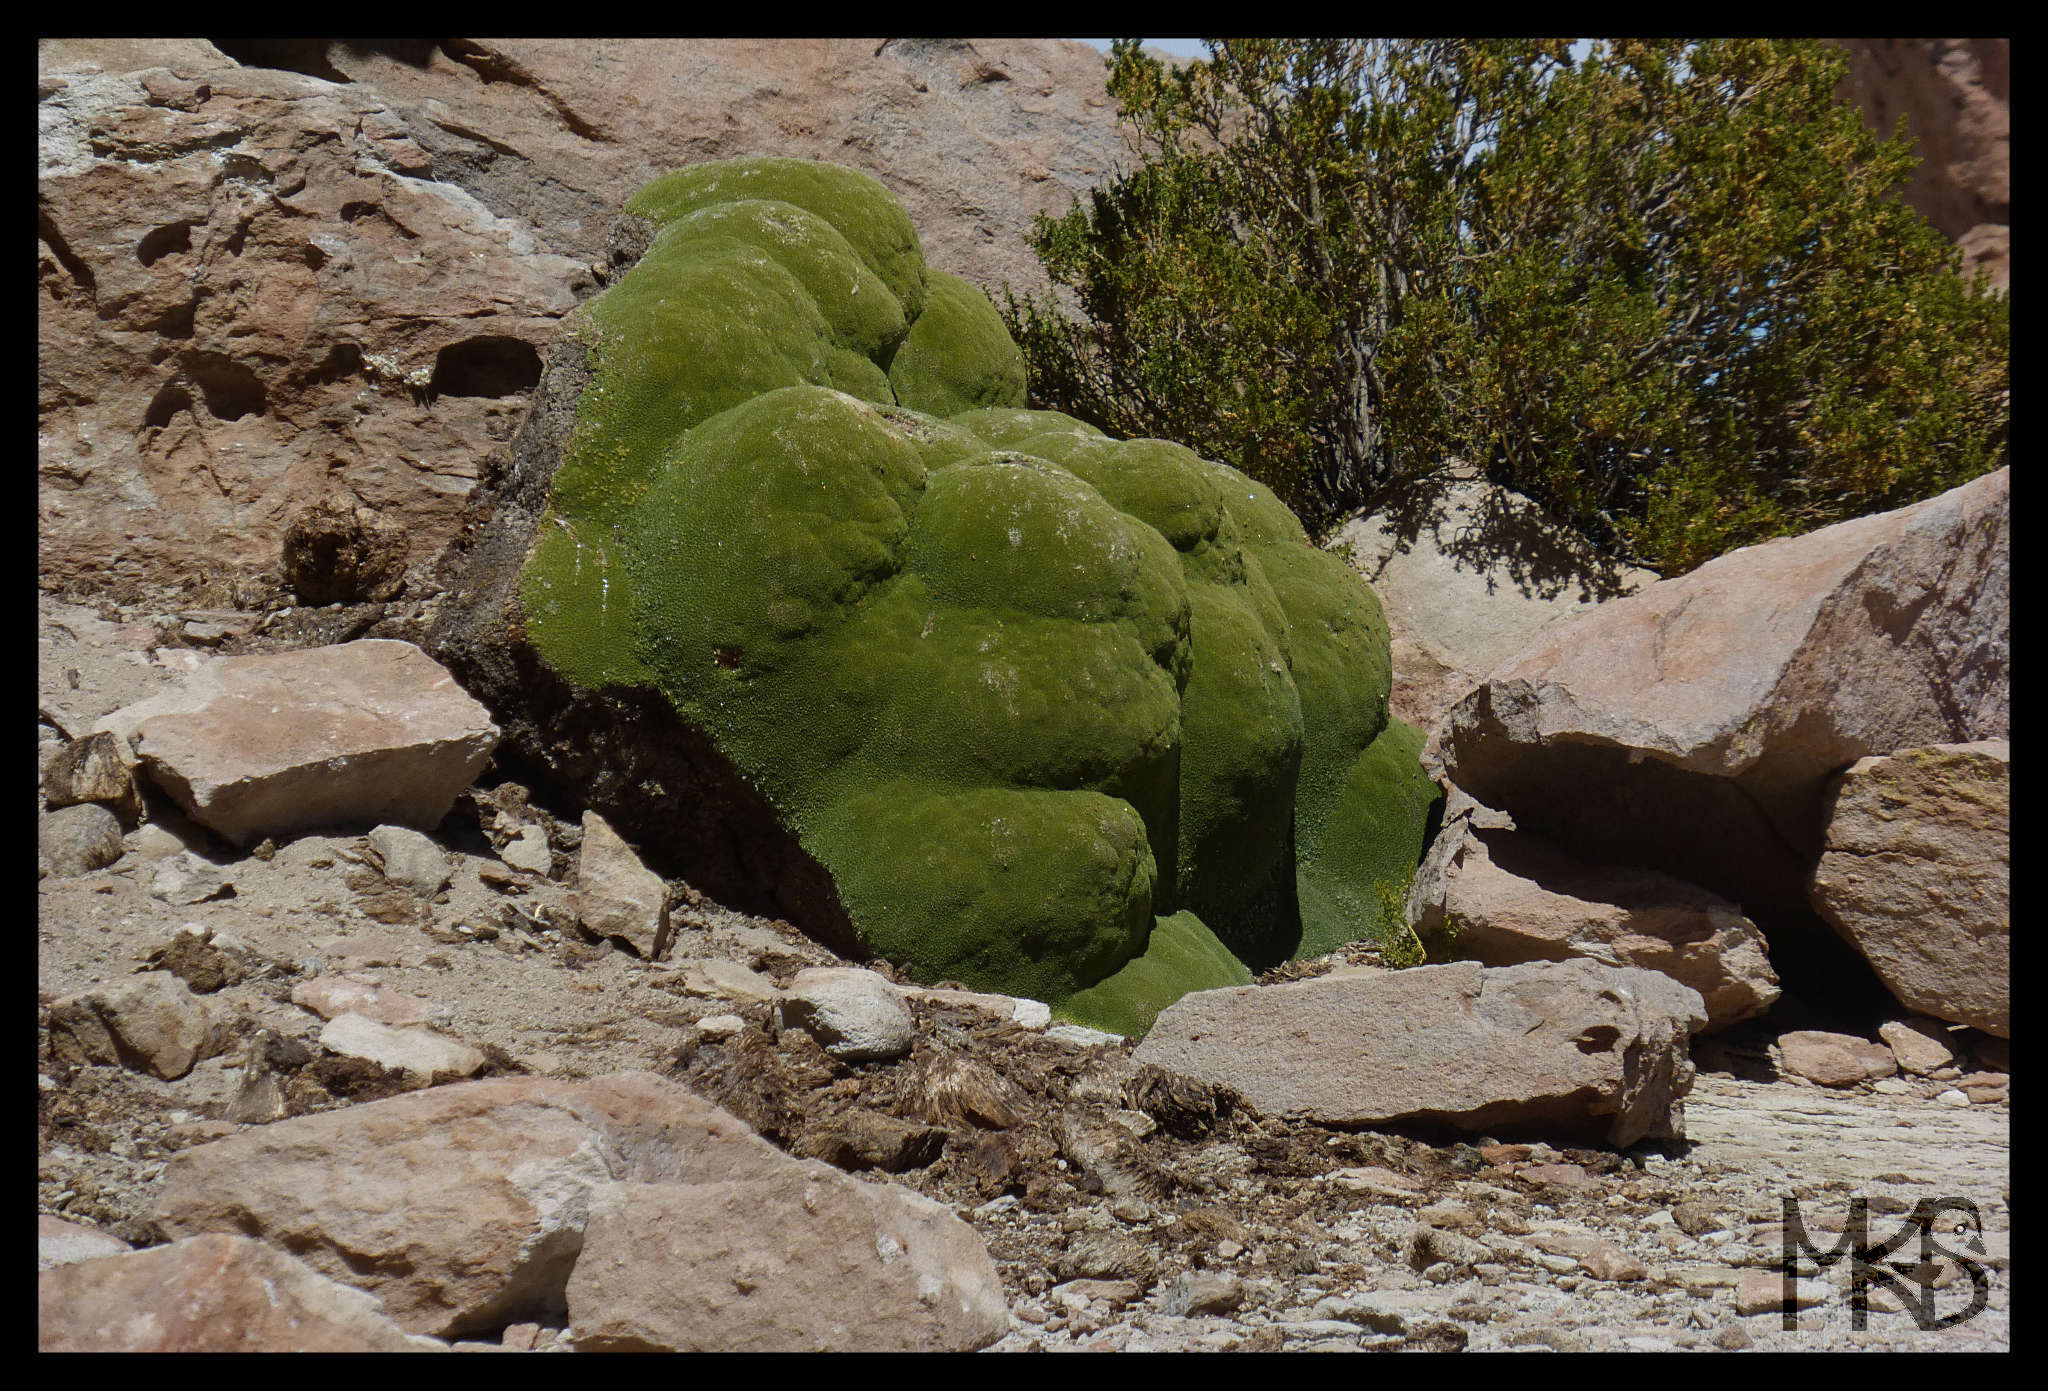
[{"xmin": 438, "ymin": 156, "xmax": 1438, "ymax": 1031}]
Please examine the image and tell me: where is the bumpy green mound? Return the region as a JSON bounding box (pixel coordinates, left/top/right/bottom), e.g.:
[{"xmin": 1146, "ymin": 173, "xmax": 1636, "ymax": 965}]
[{"xmin": 518, "ymin": 158, "xmax": 1431, "ymax": 1028}]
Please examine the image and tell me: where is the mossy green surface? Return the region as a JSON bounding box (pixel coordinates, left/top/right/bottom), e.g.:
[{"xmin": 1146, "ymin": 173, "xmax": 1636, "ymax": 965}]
[
  {"xmin": 517, "ymin": 158, "xmax": 1428, "ymax": 1029},
  {"xmin": 887, "ymin": 270, "xmax": 1028, "ymax": 416},
  {"xmin": 1058, "ymin": 910, "xmax": 1254, "ymax": 1037},
  {"xmin": 1298, "ymin": 717, "xmax": 1444, "ymax": 960}
]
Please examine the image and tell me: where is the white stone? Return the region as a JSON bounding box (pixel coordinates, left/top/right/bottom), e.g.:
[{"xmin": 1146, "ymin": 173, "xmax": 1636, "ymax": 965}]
[
  {"xmin": 318, "ymin": 1013, "xmax": 485, "ymax": 1081},
  {"xmin": 776, "ymin": 968, "xmax": 914, "ymax": 1062}
]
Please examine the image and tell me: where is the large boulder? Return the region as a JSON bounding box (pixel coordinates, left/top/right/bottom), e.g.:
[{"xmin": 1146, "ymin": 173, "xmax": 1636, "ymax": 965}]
[
  {"xmin": 153, "ymin": 1071, "xmax": 1004, "ymax": 1349},
  {"xmin": 429, "ymin": 158, "xmax": 1435, "ymax": 1030},
  {"xmin": 1330, "ymin": 470, "xmax": 1658, "ymax": 731},
  {"xmin": 1809, "ymin": 741, "xmax": 2009, "ymax": 1037},
  {"xmin": 1432, "ymin": 467, "xmax": 2007, "ymax": 925},
  {"xmin": 37, "ymin": 38, "xmax": 1131, "ymax": 601},
  {"xmin": 1132, "ymin": 960, "xmax": 1707, "ymax": 1147},
  {"xmin": 1411, "ymin": 791, "xmax": 1779, "ymax": 1032},
  {"xmin": 99, "ymin": 640, "xmax": 498, "ymax": 847}
]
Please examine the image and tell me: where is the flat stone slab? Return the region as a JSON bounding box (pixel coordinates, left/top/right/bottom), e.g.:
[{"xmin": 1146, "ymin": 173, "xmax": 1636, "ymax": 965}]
[
  {"xmin": 1133, "ymin": 959, "xmax": 1706, "ymax": 1147},
  {"xmin": 103, "ymin": 639, "xmax": 498, "ymax": 848}
]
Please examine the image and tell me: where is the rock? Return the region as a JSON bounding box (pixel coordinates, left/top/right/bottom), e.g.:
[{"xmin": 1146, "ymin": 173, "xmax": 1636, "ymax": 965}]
[
  {"xmin": 1777, "ymin": 1031, "xmax": 1899, "ymax": 1088},
  {"xmin": 38, "ymin": 1215, "xmax": 132, "ymax": 1271},
  {"xmin": 1053, "ymin": 1278, "xmax": 1143, "ymax": 1311},
  {"xmin": 282, "ymin": 498, "xmax": 410, "ymax": 605},
  {"xmin": 154, "ymin": 1072, "xmax": 796, "ymax": 1336},
  {"xmin": 1045, "ymin": 1023, "xmax": 1125, "ymax": 1048},
  {"xmin": 1577, "ymin": 1242, "xmax": 1648, "ymax": 1282},
  {"xmin": 499, "ymin": 825, "xmax": 554, "ymax": 876},
  {"xmin": 1434, "ymin": 468, "xmax": 2008, "ymax": 923},
  {"xmin": 1518, "ymin": 1162, "xmax": 1600, "ymax": 1192},
  {"xmin": 678, "ymin": 959, "xmax": 783, "ymax": 1004},
  {"xmin": 103, "ymin": 640, "xmax": 498, "ymax": 847},
  {"xmin": 144, "ymin": 924, "xmax": 258, "ymax": 993},
  {"xmin": 776, "ymin": 968, "xmax": 916, "ymax": 1063},
  {"xmin": 1053, "ymin": 1230, "xmax": 1157, "ymax": 1286},
  {"xmin": 908, "ymin": 987, "xmax": 1053, "ymax": 1028},
  {"xmin": 38, "ymin": 38, "xmax": 236, "ymax": 74},
  {"xmin": 1327, "ymin": 1166, "xmax": 1425, "ymax": 1199},
  {"xmin": 317, "ymin": 1014, "xmax": 485, "ymax": 1083},
  {"xmin": 696, "ymin": 1014, "xmax": 746, "ymax": 1040},
  {"xmin": 1314, "ymin": 1288, "xmax": 1459, "ymax": 1336},
  {"xmin": 38, "ymin": 802, "xmax": 125, "ymax": 877},
  {"xmin": 36, "ymin": 53, "xmax": 586, "ymax": 599},
  {"xmin": 574, "ymin": 810, "xmax": 671, "ymax": 959},
  {"xmin": 1959, "ymin": 1075, "xmax": 2007, "ymax": 1106},
  {"xmin": 1330, "ymin": 471, "xmax": 1658, "ymax": 730},
  {"xmin": 563, "ymin": 1165, "xmax": 1008, "ymax": 1352},
  {"xmin": 1810, "ymin": 742, "xmax": 2009, "ymax": 1038},
  {"xmin": 1935, "ymin": 1088, "xmax": 1971, "ymax": 1108},
  {"xmin": 1733, "ymin": 1271, "xmax": 1830, "ymax": 1317},
  {"xmin": 41, "ymin": 730, "xmax": 142, "ymax": 823},
  {"xmin": 365, "ymin": 824, "xmax": 452, "ymax": 897},
  {"xmin": 38, "ymin": 37, "xmax": 1129, "ymax": 603},
  {"xmin": 792, "ymin": 1110, "xmax": 947, "ymax": 1173},
  {"xmin": 293, "ymin": 974, "xmax": 447, "ymax": 1029},
  {"xmin": 1835, "ymin": 40, "xmax": 2008, "ymax": 292},
  {"xmin": 47, "ymin": 972, "xmax": 220, "ymax": 1080},
  {"xmin": 1879, "ymin": 1018, "xmax": 1965, "ymax": 1077},
  {"xmin": 1412, "ymin": 789, "xmax": 1779, "ymax": 1032},
  {"xmin": 38, "ymin": 1234, "xmax": 444, "ymax": 1352},
  {"xmin": 1134, "ymin": 960, "xmax": 1705, "ymax": 1146},
  {"xmin": 148, "ymin": 850, "xmax": 233, "ymax": 905}
]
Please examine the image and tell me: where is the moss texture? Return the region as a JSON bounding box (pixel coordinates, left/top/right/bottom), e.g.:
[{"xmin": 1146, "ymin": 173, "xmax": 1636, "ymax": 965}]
[{"xmin": 517, "ymin": 158, "xmax": 1425, "ymax": 1028}]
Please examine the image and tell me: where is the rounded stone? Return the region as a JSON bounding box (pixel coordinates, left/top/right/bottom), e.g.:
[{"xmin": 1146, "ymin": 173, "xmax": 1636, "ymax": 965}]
[{"xmin": 776, "ymin": 968, "xmax": 915, "ymax": 1062}]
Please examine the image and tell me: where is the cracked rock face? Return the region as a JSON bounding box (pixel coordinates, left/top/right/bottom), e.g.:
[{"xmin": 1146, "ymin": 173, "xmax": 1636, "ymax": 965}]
[
  {"xmin": 36, "ymin": 38, "xmax": 1132, "ymax": 604},
  {"xmin": 37, "ymin": 50, "xmax": 589, "ymax": 599}
]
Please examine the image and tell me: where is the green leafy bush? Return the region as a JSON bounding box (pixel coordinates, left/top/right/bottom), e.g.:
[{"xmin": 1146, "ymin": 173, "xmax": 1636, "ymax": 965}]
[{"xmin": 1005, "ymin": 40, "xmax": 2009, "ymax": 573}]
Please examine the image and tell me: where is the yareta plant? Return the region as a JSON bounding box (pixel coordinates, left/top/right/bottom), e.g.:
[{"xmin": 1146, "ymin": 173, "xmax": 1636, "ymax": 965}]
[{"xmin": 435, "ymin": 157, "xmax": 1442, "ymax": 1035}]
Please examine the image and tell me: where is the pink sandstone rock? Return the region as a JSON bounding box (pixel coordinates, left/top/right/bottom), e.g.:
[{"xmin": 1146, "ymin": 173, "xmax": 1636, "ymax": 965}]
[
  {"xmin": 565, "ymin": 1166, "xmax": 1008, "ymax": 1352},
  {"xmin": 1810, "ymin": 742, "xmax": 2009, "ymax": 1037},
  {"xmin": 1433, "ymin": 468, "xmax": 2007, "ymax": 922},
  {"xmin": 104, "ymin": 640, "xmax": 497, "ymax": 847},
  {"xmin": 1411, "ymin": 790, "xmax": 1780, "ymax": 1032},
  {"xmin": 1133, "ymin": 960, "xmax": 1707, "ymax": 1147},
  {"xmin": 38, "ymin": 1234, "xmax": 444, "ymax": 1352}
]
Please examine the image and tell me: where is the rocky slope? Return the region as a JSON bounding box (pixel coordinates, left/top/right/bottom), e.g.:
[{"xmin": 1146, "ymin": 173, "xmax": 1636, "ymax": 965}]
[{"xmin": 37, "ymin": 591, "xmax": 2010, "ymax": 1351}]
